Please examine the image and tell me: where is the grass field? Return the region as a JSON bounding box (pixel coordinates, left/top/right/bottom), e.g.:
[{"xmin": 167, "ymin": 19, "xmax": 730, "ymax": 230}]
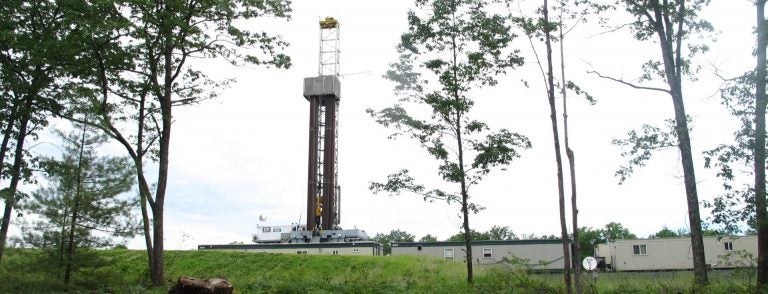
[{"xmin": 0, "ymin": 248, "xmax": 761, "ymax": 293}]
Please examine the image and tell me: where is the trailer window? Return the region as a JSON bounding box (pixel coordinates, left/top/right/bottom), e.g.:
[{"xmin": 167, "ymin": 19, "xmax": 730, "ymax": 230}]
[
  {"xmin": 724, "ymin": 242, "xmax": 734, "ymax": 251},
  {"xmin": 483, "ymin": 248, "xmax": 492, "ymax": 259},
  {"xmin": 262, "ymin": 227, "xmax": 271, "ymax": 233},
  {"xmin": 273, "ymin": 228, "xmax": 281, "ymax": 233},
  {"xmin": 444, "ymin": 248, "xmax": 454, "ymax": 260},
  {"xmin": 632, "ymin": 244, "xmax": 647, "ymax": 255}
]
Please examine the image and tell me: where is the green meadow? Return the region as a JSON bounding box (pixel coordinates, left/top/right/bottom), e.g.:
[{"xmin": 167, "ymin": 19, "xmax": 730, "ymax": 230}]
[{"xmin": 0, "ymin": 249, "xmax": 759, "ymax": 293}]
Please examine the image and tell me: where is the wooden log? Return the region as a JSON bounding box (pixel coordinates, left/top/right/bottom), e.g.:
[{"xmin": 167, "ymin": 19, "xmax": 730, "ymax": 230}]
[{"xmin": 168, "ymin": 276, "xmax": 233, "ymax": 294}]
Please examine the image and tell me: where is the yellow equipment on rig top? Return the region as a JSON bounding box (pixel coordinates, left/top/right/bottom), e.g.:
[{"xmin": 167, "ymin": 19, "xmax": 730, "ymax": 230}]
[{"xmin": 320, "ymin": 17, "xmax": 338, "ymax": 29}]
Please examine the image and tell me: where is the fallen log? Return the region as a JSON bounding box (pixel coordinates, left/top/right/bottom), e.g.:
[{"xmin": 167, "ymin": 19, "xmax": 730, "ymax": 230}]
[{"xmin": 168, "ymin": 276, "xmax": 233, "ymax": 294}]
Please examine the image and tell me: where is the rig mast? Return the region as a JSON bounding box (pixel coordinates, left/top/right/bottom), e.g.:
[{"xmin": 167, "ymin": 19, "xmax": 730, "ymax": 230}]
[{"xmin": 303, "ymin": 17, "xmax": 341, "ymax": 232}]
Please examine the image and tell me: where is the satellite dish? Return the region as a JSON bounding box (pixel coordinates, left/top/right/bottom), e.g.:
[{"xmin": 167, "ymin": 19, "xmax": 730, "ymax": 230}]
[{"xmin": 582, "ymin": 256, "xmax": 598, "ymax": 271}]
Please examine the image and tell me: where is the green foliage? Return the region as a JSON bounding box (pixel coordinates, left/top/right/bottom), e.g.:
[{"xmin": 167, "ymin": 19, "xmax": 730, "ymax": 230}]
[
  {"xmin": 604, "ymin": 2, "xmax": 714, "ymax": 283},
  {"xmin": 577, "ymin": 222, "xmax": 636, "ymax": 259},
  {"xmin": 447, "ymin": 225, "xmax": 517, "ymax": 241},
  {"xmin": 0, "ymin": 248, "xmax": 148, "ymax": 293},
  {"xmin": 612, "ymin": 118, "xmax": 689, "ymax": 184},
  {"xmin": 0, "ymin": 0, "xmax": 80, "ymax": 264},
  {"xmin": 54, "ymin": 0, "xmax": 294, "ymax": 285},
  {"xmin": 718, "ymin": 249, "xmax": 757, "ymax": 287},
  {"xmin": 19, "ymin": 122, "xmax": 139, "ymax": 284},
  {"xmin": 472, "ymin": 268, "xmax": 559, "ymax": 293},
  {"xmin": 703, "ymin": 72, "xmax": 763, "ymax": 234},
  {"xmin": 0, "ymin": 249, "xmax": 762, "ymax": 293},
  {"xmin": 651, "ymin": 223, "xmax": 721, "ymax": 238},
  {"xmin": 602, "ymin": 222, "xmax": 637, "ymax": 241},
  {"xmin": 419, "ymin": 234, "xmax": 438, "ymax": 242},
  {"xmin": 373, "ymin": 229, "xmax": 416, "ymax": 255},
  {"xmin": 618, "ymin": 0, "xmax": 713, "ymax": 81},
  {"xmin": 487, "ymin": 225, "xmax": 517, "ymax": 240},
  {"xmin": 369, "ymin": 0, "xmax": 530, "ymax": 202},
  {"xmin": 448, "ymin": 229, "xmax": 491, "ymax": 241},
  {"xmin": 648, "ymin": 226, "xmax": 680, "ymax": 238},
  {"xmin": 577, "ymin": 226, "xmax": 603, "ymax": 259},
  {"xmin": 369, "ymin": 0, "xmax": 529, "ymax": 282}
]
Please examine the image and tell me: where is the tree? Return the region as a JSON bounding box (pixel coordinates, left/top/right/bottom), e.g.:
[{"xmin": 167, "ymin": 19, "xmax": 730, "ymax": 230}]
[
  {"xmin": 649, "ymin": 226, "xmax": 680, "ymax": 238},
  {"xmin": 373, "ymin": 229, "xmax": 415, "ymax": 255},
  {"xmin": 447, "ymin": 229, "xmax": 491, "ymax": 242},
  {"xmin": 0, "ymin": 0, "xmax": 76, "ymax": 263},
  {"xmin": 446, "ymin": 226, "xmax": 516, "ymax": 241},
  {"xmin": 754, "ymin": 1, "xmax": 768, "ymax": 286},
  {"xmin": 519, "ymin": 233, "xmax": 559, "ymax": 240},
  {"xmin": 541, "ymin": 0, "xmax": 572, "ymax": 290},
  {"xmin": 368, "ymin": 0, "xmax": 529, "ymax": 283},
  {"xmin": 487, "ymin": 225, "xmax": 517, "ymax": 240},
  {"xmin": 577, "ymin": 223, "xmax": 637, "ymax": 260},
  {"xmin": 591, "ymin": 0, "xmax": 713, "ymax": 285},
  {"xmin": 702, "ymin": 9, "xmax": 768, "ymax": 282},
  {"xmin": 60, "ymin": 0, "xmax": 292, "ymax": 286},
  {"xmin": 602, "ymin": 222, "xmax": 637, "ymax": 242},
  {"xmin": 419, "ymin": 234, "xmax": 438, "ymax": 242},
  {"xmin": 554, "ymin": 1, "xmax": 605, "ymax": 290},
  {"xmin": 20, "ymin": 122, "xmax": 138, "ymax": 285},
  {"xmin": 576, "ymin": 227, "xmax": 603, "ymax": 260},
  {"xmin": 514, "ymin": 1, "xmax": 603, "ymax": 291}
]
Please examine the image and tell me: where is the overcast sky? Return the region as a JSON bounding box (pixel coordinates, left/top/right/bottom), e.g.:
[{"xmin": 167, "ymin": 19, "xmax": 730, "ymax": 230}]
[{"xmin": 10, "ymin": 0, "xmax": 759, "ymax": 249}]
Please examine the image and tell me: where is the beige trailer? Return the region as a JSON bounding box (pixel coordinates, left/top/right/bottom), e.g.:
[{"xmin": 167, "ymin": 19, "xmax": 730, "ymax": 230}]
[
  {"xmin": 198, "ymin": 241, "xmax": 382, "ymax": 256},
  {"xmin": 391, "ymin": 239, "xmax": 567, "ymax": 270},
  {"xmin": 595, "ymin": 236, "xmax": 757, "ymax": 271}
]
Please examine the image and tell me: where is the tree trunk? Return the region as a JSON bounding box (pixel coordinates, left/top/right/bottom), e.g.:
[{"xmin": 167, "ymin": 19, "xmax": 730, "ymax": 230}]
[
  {"xmin": 169, "ymin": 276, "xmax": 233, "ymax": 294},
  {"xmin": 448, "ymin": 0, "xmax": 473, "ymax": 282},
  {"xmin": 147, "ymin": 44, "xmax": 175, "ymax": 287},
  {"xmin": 648, "ymin": 1, "xmax": 708, "ymax": 284},
  {"xmin": 457, "ymin": 107, "xmax": 472, "ymax": 284},
  {"xmin": 138, "ymin": 168, "xmax": 154, "ymax": 280},
  {"xmin": 0, "ymin": 99, "xmax": 19, "ymax": 179},
  {"xmin": 0, "ymin": 99, "xmax": 32, "ymax": 264},
  {"xmin": 0, "ymin": 103, "xmax": 17, "ymax": 263},
  {"xmin": 455, "ymin": 58, "xmax": 473, "ymax": 285},
  {"xmin": 64, "ymin": 121, "xmax": 88, "ymax": 284},
  {"xmin": 543, "ymin": 0, "xmax": 572, "ymax": 292},
  {"xmin": 136, "ymin": 88, "xmax": 155, "ymax": 280},
  {"xmin": 57, "ymin": 199, "xmax": 69, "ymax": 275},
  {"xmin": 560, "ymin": 20, "xmax": 582, "ymax": 294},
  {"xmin": 754, "ymin": 0, "xmax": 768, "ymax": 288},
  {"xmin": 671, "ymin": 89, "xmax": 708, "ymax": 284},
  {"xmin": 460, "ymin": 190, "xmax": 473, "ymax": 284}
]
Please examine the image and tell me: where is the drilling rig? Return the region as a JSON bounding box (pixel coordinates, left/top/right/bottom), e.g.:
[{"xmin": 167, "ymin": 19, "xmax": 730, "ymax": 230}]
[
  {"xmin": 250, "ymin": 17, "xmax": 369, "ymax": 244},
  {"xmin": 303, "ymin": 17, "xmax": 341, "ymax": 233}
]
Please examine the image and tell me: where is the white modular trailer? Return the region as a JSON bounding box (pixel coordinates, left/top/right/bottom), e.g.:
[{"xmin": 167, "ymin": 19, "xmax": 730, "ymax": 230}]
[
  {"xmin": 252, "ymin": 226, "xmax": 369, "ymax": 244},
  {"xmin": 595, "ymin": 236, "xmax": 757, "ymax": 271},
  {"xmin": 253, "ymin": 225, "xmax": 300, "ymax": 243},
  {"xmin": 198, "ymin": 241, "xmax": 382, "ymax": 256},
  {"xmin": 390, "ymin": 239, "xmax": 567, "ymax": 270}
]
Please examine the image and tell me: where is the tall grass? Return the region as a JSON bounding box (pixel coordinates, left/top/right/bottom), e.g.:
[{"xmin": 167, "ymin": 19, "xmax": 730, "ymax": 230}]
[{"xmin": 0, "ymin": 248, "xmax": 760, "ymax": 293}]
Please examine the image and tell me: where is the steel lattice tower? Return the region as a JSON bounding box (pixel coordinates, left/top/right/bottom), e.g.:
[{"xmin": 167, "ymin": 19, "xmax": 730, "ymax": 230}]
[{"xmin": 303, "ymin": 17, "xmax": 340, "ymax": 232}]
